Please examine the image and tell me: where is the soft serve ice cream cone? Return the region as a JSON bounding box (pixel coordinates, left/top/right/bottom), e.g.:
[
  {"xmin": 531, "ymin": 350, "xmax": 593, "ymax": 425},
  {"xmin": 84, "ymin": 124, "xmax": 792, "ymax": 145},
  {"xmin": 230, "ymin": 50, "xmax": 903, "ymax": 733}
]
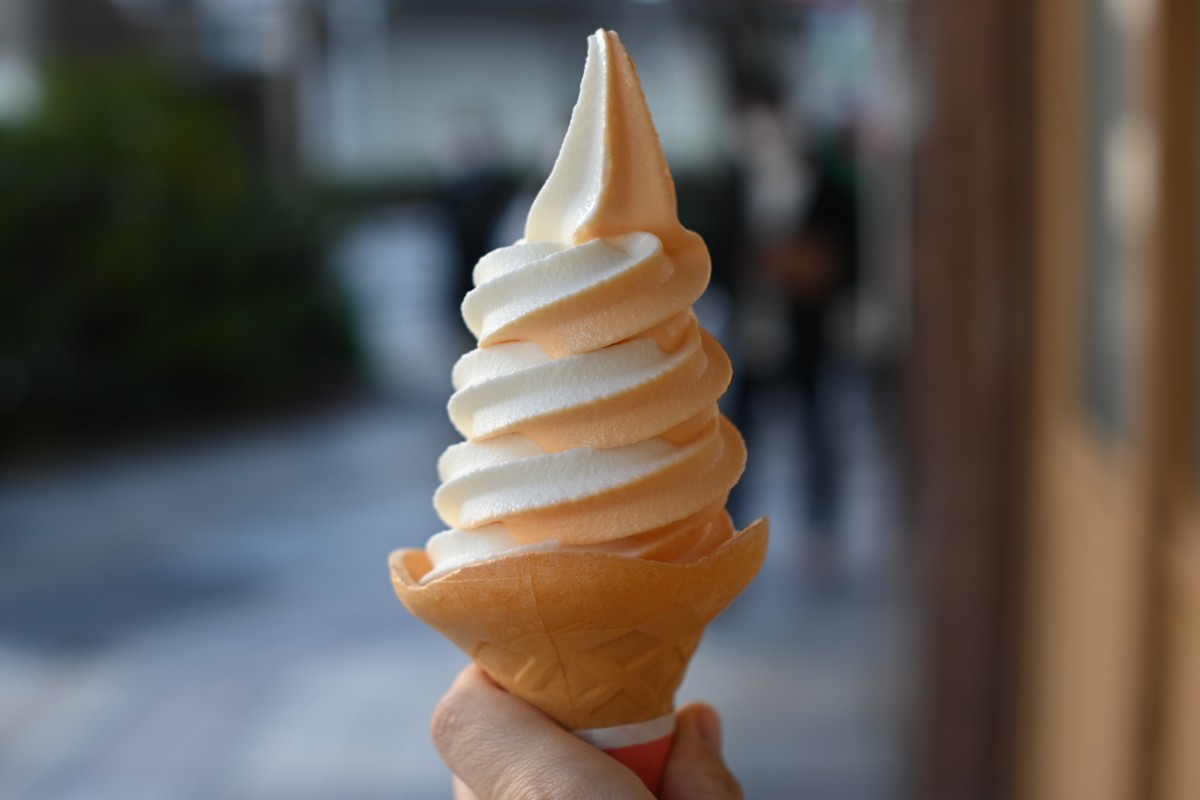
[{"xmin": 390, "ymin": 29, "xmax": 767, "ymax": 795}]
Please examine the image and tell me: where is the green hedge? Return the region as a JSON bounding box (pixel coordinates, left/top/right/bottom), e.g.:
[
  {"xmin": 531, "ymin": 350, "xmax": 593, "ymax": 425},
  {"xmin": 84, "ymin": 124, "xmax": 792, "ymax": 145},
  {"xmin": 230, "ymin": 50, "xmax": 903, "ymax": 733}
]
[{"xmin": 0, "ymin": 60, "xmax": 360, "ymax": 452}]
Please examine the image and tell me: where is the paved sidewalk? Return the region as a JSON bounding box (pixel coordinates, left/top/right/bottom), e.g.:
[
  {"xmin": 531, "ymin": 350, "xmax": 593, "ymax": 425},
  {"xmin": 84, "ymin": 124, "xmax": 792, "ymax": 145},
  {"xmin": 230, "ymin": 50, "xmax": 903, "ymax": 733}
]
[{"xmin": 0, "ymin": 389, "xmax": 908, "ymax": 800}]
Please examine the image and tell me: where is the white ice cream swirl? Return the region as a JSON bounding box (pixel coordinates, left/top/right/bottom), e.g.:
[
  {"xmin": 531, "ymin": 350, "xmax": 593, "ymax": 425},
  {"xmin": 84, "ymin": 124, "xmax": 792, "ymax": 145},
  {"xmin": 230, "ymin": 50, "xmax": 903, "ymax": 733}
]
[{"xmin": 422, "ymin": 30, "xmax": 745, "ymax": 582}]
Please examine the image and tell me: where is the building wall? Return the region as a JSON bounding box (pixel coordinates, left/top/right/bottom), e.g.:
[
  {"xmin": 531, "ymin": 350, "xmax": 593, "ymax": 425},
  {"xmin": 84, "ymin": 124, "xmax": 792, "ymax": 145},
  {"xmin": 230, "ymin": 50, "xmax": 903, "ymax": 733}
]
[{"xmin": 299, "ymin": 14, "xmax": 731, "ymax": 184}]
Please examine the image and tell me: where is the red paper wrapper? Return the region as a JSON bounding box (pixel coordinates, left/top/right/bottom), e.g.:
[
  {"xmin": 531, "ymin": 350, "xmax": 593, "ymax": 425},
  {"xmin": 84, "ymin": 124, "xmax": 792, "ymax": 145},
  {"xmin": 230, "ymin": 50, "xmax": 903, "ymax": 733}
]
[{"xmin": 575, "ymin": 713, "xmax": 676, "ymax": 796}]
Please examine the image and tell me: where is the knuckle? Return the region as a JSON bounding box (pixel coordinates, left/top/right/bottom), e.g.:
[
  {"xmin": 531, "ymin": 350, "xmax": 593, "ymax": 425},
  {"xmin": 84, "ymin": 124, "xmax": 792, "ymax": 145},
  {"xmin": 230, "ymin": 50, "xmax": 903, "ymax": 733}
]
[
  {"xmin": 495, "ymin": 762, "xmax": 556, "ymax": 800},
  {"xmin": 494, "ymin": 760, "xmax": 594, "ymax": 800},
  {"xmin": 706, "ymin": 766, "xmax": 744, "ymax": 800},
  {"xmin": 664, "ymin": 762, "xmax": 744, "ymax": 800}
]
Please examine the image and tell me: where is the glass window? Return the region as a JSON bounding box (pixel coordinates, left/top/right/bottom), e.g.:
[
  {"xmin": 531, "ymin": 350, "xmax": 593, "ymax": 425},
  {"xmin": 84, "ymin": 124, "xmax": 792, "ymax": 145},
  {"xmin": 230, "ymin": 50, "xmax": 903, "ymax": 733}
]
[{"xmin": 1083, "ymin": 0, "xmax": 1132, "ymax": 441}]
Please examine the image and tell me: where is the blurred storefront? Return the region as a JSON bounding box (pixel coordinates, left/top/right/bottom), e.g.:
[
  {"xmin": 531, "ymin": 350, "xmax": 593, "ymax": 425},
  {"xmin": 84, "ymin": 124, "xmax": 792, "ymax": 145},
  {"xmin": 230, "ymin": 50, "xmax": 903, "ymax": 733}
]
[{"xmin": 910, "ymin": 0, "xmax": 1200, "ymax": 798}]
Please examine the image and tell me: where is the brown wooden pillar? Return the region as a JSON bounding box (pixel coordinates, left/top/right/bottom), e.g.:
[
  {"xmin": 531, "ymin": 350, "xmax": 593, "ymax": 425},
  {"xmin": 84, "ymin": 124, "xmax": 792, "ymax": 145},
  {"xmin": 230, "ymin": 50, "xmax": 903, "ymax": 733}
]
[{"xmin": 907, "ymin": 0, "xmax": 1034, "ymax": 797}]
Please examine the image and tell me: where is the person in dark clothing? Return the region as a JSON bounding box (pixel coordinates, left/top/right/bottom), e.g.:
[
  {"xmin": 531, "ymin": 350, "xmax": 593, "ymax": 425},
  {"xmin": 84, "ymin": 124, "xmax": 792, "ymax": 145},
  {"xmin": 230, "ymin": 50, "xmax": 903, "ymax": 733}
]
[
  {"xmin": 771, "ymin": 130, "xmax": 858, "ymax": 535},
  {"xmin": 442, "ymin": 112, "xmax": 514, "ymax": 345},
  {"xmin": 725, "ymin": 111, "xmax": 859, "ymax": 548},
  {"xmin": 444, "ymin": 168, "xmax": 512, "ymax": 318}
]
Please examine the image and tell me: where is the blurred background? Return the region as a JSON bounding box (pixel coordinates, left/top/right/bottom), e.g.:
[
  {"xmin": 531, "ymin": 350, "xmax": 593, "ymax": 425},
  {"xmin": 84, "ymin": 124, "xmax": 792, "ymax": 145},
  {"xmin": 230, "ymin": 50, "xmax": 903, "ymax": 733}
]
[{"xmin": 0, "ymin": 1, "xmax": 1197, "ymax": 799}]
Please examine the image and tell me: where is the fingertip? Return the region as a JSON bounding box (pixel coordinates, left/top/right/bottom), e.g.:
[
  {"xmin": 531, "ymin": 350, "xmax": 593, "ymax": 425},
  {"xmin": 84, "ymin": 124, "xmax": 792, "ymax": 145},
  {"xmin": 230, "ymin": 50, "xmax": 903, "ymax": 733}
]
[
  {"xmin": 678, "ymin": 702, "xmax": 722, "ymax": 752},
  {"xmin": 661, "ymin": 703, "xmax": 742, "ymax": 800}
]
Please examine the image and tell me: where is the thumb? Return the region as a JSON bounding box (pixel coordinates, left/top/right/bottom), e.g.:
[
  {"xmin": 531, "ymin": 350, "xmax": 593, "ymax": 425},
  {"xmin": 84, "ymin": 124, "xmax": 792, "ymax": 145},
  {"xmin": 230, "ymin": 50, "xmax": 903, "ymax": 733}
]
[{"xmin": 660, "ymin": 703, "xmax": 744, "ymax": 800}]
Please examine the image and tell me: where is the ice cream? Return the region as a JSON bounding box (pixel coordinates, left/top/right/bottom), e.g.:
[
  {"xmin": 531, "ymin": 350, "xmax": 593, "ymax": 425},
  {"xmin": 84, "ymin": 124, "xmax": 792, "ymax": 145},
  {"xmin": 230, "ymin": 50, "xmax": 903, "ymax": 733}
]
[
  {"xmin": 422, "ymin": 28, "xmax": 747, "ymax": 580},
  {"xmin": 391, "ymin": 29, "xmax": 767, "ymax": 795}
]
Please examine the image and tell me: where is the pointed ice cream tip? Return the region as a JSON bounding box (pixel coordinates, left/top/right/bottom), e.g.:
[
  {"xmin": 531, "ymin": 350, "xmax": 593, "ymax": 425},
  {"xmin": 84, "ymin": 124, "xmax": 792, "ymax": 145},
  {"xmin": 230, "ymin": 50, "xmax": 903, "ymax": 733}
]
[{"xmin": 525, "ymin": 30, "xmax": 704, "ymax": 260}]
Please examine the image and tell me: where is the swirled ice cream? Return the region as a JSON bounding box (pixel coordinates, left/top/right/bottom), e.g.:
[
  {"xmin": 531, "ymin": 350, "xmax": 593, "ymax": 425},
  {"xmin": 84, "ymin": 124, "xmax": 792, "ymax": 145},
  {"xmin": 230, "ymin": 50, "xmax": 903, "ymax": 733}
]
[
  {"xmin": 420, "ymin": 29, "xmax": 745, "ymax": 583},
  {"xmin": 393, "ymin": 33, "xmax": 766, "ymax": 790}
]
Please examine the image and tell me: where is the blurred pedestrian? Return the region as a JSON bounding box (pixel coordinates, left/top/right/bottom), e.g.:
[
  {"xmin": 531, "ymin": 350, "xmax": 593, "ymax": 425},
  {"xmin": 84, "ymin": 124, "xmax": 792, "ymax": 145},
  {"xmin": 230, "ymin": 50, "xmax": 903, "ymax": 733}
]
[
  {"xmin": 442, "ymin": 110, "xmax": 514, "ymax": 346},
  {"xmin": 726, "ymin": 98, "xmax": 859, "ymax": 557}
]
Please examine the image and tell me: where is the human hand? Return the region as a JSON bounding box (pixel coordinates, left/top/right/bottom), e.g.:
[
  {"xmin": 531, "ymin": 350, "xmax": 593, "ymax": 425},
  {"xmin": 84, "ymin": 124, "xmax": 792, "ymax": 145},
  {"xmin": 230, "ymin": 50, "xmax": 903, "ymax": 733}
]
[{"xmin": 432, "ymin": 665, "xmax": 743, "ymax": 799}]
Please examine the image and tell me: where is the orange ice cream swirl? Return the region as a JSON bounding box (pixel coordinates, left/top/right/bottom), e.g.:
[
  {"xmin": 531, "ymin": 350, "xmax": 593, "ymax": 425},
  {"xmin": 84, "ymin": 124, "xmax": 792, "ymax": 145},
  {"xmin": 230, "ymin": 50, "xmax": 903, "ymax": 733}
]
[{"xmin": 423, "ymin": 30, "xmax": 746, "ymax": 582}]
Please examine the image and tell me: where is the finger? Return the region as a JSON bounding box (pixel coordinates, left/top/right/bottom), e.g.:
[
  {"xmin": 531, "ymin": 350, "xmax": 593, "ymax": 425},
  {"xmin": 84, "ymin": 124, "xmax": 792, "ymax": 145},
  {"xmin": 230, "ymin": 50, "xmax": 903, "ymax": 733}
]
[
  {"xmin": 431, "ymin": 665, "xmax": 651, "ymax": 800},
  {"xmin": 452, "ymin": 774, "xmax": 481, "ymax": 800},
  {"xmin": 660, "ymin": 703, "xmax": 744, "ymax": 800}
]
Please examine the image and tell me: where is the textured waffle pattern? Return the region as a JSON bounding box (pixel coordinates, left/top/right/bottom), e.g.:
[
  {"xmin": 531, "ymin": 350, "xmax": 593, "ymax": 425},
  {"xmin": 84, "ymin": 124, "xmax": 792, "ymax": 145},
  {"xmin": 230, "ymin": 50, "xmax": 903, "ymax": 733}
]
[
  {"xmin": 392, "ymin": 519, "xmax": 768, "ymax": 731},
  {"xmin": 477, "ymin": 620, "xmax": 703, "ymax": 727}
]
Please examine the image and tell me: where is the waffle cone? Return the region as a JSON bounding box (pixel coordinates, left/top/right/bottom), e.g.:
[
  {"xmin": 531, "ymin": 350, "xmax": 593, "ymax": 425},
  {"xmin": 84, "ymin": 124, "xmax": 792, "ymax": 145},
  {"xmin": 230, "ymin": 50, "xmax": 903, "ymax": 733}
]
[{"xmin": 390, "ymin": 518, "xmax": 767, "ymax": 731}]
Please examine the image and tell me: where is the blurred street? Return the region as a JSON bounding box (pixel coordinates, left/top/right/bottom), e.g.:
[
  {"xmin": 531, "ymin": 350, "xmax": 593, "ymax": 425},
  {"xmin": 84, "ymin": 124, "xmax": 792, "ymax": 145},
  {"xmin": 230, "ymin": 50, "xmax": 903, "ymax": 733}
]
[{"xmin": 0, "ymin": 212, "xmax": 909, "ymax": 800}]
